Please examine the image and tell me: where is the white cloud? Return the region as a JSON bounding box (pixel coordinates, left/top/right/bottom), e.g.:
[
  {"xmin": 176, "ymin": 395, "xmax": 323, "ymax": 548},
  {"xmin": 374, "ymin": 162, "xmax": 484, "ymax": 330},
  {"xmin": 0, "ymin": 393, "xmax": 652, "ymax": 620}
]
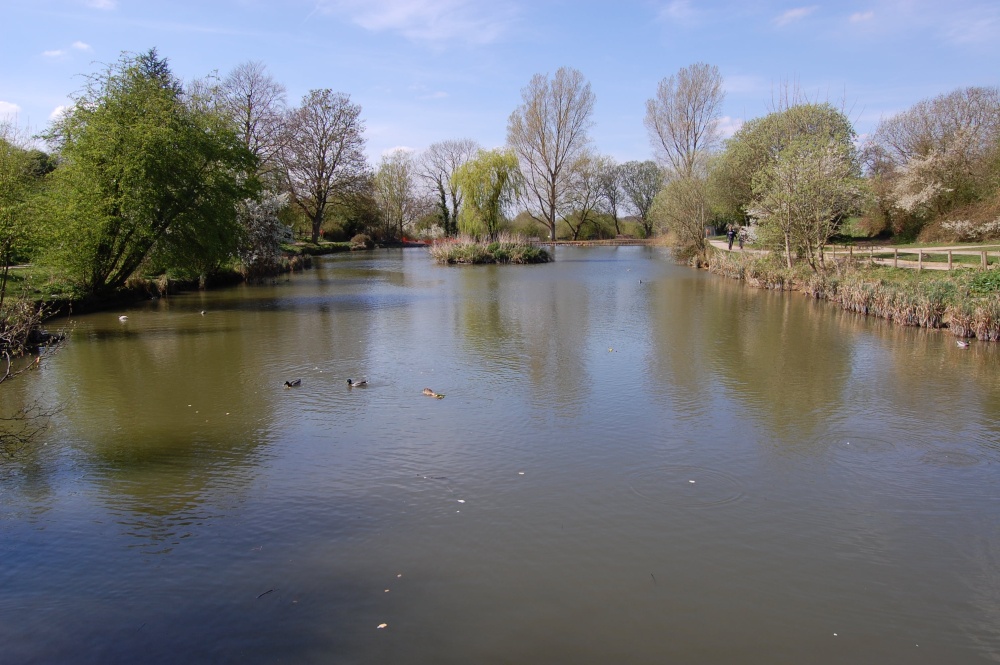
[
  {"xmin": 774, "ymin": 5, "xmax": 818, "ymax": 27},
  {"xmin": 317, "ymin": 0, "xmax": 518, "ymax": 45},
  {"xmin": 0, "ymin": 101, "xmax": 22, "ymax": 119},
  {"xmin": 72, "ymin": 41, "xmax": 92, "ymax": 51},
  {"xmin": 84, "ymin": 0, "xmax": 117, "ymax": 9},
  {"xmin": 50, "ymin": 105, "xmax": 70, "ymax": 121},
  {"xmin": 717, "ymin": 115, "xmax": 743, "ymax": 139},
  {"xmin": 849, "ymin": 11, "xmax": 875, "ymax": 22},
  {"xmin": 381, "ymin": 145, "xmax": 415, "ymax": 156},
  {"xmin": 43, "ymin": 49, "xmax": 66, "ymax": 58}
]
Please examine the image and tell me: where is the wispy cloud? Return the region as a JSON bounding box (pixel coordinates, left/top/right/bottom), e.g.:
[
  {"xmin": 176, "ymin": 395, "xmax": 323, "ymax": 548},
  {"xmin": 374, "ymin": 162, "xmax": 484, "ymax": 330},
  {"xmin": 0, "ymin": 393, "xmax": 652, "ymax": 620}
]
[
  {"xmin": 657, "ymin": 0, "xmax": 698, "ymax": 24},
  {"xmin": 773, "ymin": 5, "xmax": 818, "ymax": 27},
  {"xmin": 849, "ymin": 10, "xmax": 875, "ymax": 22},
  {"xmin": 420, "ymin": 91, "xmax": 449, "ymax": 100},
  {"xmin": 42, "ymin": 40, "xmax": 92, "ymax": 59},
  {"xmin": 84, "ymin": 0, "xmax": 117, "ymax": 9},
  {"xmin": 316, "ymin": 0, "xmax": 519, "ymax": 45},
  {"xmin": 943, "ymin": 10, "xmax": 1000, "ymax": 44}
]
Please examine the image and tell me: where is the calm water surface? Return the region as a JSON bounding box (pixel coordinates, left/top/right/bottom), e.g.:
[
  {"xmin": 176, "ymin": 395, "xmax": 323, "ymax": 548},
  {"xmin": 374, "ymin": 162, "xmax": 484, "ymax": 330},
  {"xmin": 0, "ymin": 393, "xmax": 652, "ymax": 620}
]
[{"xmin": 2, "ymin": 247, "xmax": 1000, "ymax": 664}]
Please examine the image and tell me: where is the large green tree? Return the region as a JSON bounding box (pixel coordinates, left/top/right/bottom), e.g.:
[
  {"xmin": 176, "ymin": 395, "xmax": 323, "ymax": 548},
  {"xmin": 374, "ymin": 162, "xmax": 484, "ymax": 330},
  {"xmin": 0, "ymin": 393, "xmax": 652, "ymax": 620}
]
[
  {"xmin": 46, "ymin": 49, "xmax": 256, "ymax": 294},
  {"xmin": 712, "ymin": 103, "xmax": 855, "ymax": 222},
  {"xmin": 750, "ymin": 135, "xmax": 864, "ymax": 269},
  {"xmin": 1, "ymin": 123, "xmax": 47, "ymax": 378},
  {"xmin": 0, "ymin": 125, "xmax": 38, "ymax": 304}
]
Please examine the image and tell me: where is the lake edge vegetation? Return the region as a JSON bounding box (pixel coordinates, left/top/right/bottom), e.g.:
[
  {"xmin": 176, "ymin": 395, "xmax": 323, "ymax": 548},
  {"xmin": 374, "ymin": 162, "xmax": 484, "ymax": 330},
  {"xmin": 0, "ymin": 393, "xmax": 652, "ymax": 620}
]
[{"xmin": 708, "ymin": 249, "xmax": 1000, "ymax": 342}]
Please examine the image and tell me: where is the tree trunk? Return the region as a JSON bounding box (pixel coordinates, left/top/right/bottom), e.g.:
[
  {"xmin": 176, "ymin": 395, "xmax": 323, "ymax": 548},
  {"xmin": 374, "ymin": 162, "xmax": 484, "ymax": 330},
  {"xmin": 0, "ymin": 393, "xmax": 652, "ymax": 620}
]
[{"xmin": 311, "ymin": 213, "xmax": 322, "ymax": 244}]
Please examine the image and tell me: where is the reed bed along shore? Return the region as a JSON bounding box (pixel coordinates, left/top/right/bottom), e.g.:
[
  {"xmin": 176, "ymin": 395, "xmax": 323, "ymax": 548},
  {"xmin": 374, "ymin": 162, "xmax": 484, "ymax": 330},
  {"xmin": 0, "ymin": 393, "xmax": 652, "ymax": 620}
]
[
  {"xmin": 429, "ymin": 234, "xmax": 551, "ymax": 265},
  {"xmin": 708, "ymin": 249, "xmax": 1000, "ymax": 342}
]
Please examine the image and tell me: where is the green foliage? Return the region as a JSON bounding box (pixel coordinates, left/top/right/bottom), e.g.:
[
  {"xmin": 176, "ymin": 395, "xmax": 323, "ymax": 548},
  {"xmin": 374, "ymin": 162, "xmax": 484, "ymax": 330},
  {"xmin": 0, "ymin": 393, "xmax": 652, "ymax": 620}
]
[
  {"xmin": 452, "ymin": 149, "xmax": 522, "ymax": 241},
  {"xmin": 0, "ymin": 130, "xmax": 39, "ymax": 273},
  {"xmin": 967, "ymin": 270, "xmax": 1000, "ymax": 297},
  {"xmin": 650, "ymin": 175, "xmax": 711, "ymax": 252},
  {"xmin": 44, "ymin": 49, "xmax": 257, "ymax": 294},
  {"xmin": 712, "ymin": 103, "xmax": 856, "ymax": 222}
]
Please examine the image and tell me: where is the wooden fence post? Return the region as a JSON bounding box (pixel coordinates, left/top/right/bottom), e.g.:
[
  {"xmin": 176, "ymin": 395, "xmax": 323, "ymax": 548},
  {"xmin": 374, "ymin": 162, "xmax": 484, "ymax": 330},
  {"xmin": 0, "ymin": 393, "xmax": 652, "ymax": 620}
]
[
  {"xmin": 918, "ymin": 250, "xmax": 923, "ymax": 271},
  {"xmin": 894, "ymin": 248, "xmax": 898, "ymax": 268},
  {"xmin": 982, "ymin": 252, "xmax": 988, "ymax": 270},
  {"xmin": 948, "ymin": 250, "xmax": 953, "ymax": 270}
]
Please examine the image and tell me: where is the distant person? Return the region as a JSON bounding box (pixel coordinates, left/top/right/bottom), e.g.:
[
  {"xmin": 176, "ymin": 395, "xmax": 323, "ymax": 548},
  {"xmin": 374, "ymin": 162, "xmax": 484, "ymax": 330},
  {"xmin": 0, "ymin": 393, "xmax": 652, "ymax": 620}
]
[
  {"xmin": 738, "ymin": 228, "xmax": 745, "ymax": 250},
  {"xmin": 726, "ymin": 227, "xmax": 735, "ymax": 250}
]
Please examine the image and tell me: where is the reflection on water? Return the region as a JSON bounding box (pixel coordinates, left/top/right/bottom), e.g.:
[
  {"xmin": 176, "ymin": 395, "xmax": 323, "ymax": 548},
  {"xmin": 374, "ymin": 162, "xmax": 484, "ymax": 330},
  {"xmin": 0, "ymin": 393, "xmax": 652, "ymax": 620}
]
[{"xmin": 2, "ymin": 246, "xmax": 1000, "ymax": 664}]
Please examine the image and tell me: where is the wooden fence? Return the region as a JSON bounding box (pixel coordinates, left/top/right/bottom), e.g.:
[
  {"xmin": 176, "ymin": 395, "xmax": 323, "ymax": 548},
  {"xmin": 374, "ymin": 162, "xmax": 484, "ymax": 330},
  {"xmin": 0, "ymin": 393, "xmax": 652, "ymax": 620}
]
[{"xmin": 829, "ymin": 245, "xmax": 999, "ymax": 271}]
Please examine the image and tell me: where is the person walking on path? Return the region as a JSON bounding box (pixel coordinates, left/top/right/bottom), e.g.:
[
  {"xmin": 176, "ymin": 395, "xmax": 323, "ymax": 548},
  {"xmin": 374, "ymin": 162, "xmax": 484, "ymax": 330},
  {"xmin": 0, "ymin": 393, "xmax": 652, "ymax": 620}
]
[
  {"xmin": 726, "ymin": 227, "xmax": 735, "ymax": 250},
  {"xmin": 738, "ymin": 228, "xmax": 745, "ymax": 250}
]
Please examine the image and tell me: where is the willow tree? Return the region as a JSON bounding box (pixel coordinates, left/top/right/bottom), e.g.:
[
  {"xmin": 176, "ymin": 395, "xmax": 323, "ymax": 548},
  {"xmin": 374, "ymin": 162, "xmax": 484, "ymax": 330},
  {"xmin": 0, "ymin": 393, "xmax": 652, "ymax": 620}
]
[
  {"xmin": 451, "ymin": 149, "xmax": 522, "ymax": 241},
  {"xmin": 46, "ymin": 49, "xmax": 257, "ymax": 294},
  {"xmin": 507, "ymin": 67, "xmax": 595, "ymax": 241}
]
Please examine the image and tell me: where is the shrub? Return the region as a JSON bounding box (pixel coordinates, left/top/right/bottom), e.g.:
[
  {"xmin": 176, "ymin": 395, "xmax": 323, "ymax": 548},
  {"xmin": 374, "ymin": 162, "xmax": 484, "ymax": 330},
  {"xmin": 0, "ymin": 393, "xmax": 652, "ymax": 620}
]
[
  {"xmin": 350, "ymin": 233, "xmax": 374, "ymax": 250},
  {"xmin": 429, "ymin": 233, "xmax": 550, "ymax": 265}
]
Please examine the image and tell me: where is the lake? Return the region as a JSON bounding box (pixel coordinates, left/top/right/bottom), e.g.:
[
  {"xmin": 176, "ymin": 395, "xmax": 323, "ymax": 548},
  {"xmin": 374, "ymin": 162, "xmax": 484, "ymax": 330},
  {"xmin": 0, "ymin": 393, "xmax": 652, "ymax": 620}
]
[{"xmin": 2, "ymin": 246, "xmax": 999, "ymax": 664}]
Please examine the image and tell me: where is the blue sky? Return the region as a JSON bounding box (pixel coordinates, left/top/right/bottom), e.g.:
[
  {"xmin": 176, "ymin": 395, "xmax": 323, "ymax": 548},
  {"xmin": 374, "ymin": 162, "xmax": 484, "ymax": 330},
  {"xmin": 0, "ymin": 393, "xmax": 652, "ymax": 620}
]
[{"xmin": 2, "ymin": 0, "xmax": 998, "ymax": 162}]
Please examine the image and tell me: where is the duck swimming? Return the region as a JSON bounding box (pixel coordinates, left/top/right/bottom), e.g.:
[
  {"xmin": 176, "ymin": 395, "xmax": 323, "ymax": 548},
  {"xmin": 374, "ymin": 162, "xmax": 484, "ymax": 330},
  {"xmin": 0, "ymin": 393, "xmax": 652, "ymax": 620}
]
[
  {"xmin": 347, "ymin": 378, "xmax": 367, "ymax": 387},
  {"xmin": 284, "ymin": 379, "xmax": 302, "ymax": 388},
  {"xmin": 957, "ymin": 340, "xmax": 971, "ymax": 349},
  {"xmin": 422, "ymin": 388, "xmax": 445, "ymax": 399}
]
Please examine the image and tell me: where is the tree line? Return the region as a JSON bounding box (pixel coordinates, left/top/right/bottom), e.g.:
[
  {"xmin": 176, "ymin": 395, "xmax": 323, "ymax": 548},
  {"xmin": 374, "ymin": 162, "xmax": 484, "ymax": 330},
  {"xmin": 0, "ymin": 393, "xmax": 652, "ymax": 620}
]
[{"xmin": 3, "ymin": 49, "xmax": 1000, "ymax": 310}]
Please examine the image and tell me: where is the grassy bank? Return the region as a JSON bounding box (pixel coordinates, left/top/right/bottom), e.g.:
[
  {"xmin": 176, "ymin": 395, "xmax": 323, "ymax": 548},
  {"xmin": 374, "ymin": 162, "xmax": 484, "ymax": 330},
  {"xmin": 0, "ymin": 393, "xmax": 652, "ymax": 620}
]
[
  {"xmin": 429, "ymin": 234, "xmax": 551, "ymax": 265},
  {"xmin": 708, "ymin": 249, "xmax": 1000, "ymax": 341}
]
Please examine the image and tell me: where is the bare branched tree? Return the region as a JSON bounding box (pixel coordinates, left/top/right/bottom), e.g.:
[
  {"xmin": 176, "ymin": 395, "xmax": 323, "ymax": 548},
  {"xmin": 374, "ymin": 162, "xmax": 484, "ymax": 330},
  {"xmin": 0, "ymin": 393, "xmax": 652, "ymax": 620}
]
[
  {"xmin": 418, "ymin": 139, "xmax": 481, "ymax": 237},
  {"xmin": 281, "ymin": 90, "xmax": 369, "ymax": 243},
  {"xmin": 221, "ymin": 61, "xmax": 288, "ymax": 180},
  {"xmin": 619, "ymin": 160, "xmax": 664, "ymax": 237},
  {"xmin": 507, "ymin": 67, "xmax": 595, "ymax": 241},
  {"xmin": 644, "ymin": 62, "xmax": 724, "ymax": 178},
  {"xmin": 374, "ymin": 149, "xmax": 419, "ymax": 241},
  {"xmin": 564, "ymin": 153, "xmax": 611, "ymax": 241}
]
